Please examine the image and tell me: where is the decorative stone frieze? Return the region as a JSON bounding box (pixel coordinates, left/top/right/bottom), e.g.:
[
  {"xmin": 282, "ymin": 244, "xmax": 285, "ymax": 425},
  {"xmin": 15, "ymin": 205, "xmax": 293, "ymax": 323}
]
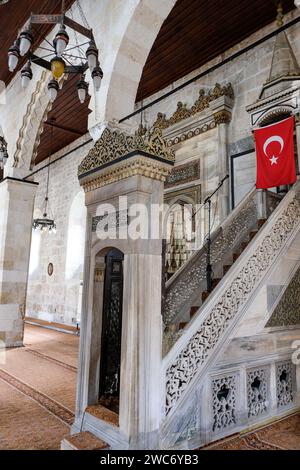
[
  {"xmin": 152, "ymin": 83, "xmax": 234, "ymax": 131},
  {"xmin": 165, "ymin": 160, "xmax": 200, "ymax": 189},
  {"xmin": 213, "ymin": 110, "xmax": 232, "ymax": 125},
  {"xmin": 276, "ymin": 361, "xmax": 295, "ymax": 409},
  {"xmin": 165, "ymin": 119, "xmax": 217, "ymax": 147},
  {"xmin": 78, "ymin": 127, "xmax": 174, "ymax": 178},
  {"xmin": 81, "ymin": 155, "xmax": 173, "ymax": 192}
]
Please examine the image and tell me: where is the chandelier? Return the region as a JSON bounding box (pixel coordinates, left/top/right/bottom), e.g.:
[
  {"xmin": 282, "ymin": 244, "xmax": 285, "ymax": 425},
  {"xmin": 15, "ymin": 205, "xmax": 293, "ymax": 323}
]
[
  {"xmin": 8, "ymin": 0, "xmax": 103, "ymax": 104},
  {"xmin": 33, "ymin": 124, "xmax": 56, "ymax": 233},
  {"xmin": 0, "ymin": 137, "xmax": 8, "ymax": 170}
]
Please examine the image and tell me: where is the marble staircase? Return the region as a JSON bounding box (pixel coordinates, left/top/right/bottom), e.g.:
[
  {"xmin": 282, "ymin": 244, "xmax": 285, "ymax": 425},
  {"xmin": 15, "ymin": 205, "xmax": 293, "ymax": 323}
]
[
  {"xmin": 161, "ymin": 181, "xmax": 300, "ymax": 447},
  {"xmin": 163, "ymin": 188, "xmax": 282, "ymax": 354}
]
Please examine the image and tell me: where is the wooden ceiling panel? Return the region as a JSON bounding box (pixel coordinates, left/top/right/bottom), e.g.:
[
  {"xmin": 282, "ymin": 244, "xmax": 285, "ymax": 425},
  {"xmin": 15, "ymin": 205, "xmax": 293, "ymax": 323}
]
[
  {"xmin": 34, "ymin": 73, "xmax": 91, "ymax": 165},
  {"xmin": 136, "ymin": 0, "xmax": 296, "ymax": 101}
]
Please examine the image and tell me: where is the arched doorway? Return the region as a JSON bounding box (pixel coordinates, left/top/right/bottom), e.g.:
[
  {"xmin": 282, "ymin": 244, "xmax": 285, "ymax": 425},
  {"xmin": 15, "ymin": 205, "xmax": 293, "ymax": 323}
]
[{"xmin": 99, "ymin": 248, "xmax": 124, "ymax": 413}]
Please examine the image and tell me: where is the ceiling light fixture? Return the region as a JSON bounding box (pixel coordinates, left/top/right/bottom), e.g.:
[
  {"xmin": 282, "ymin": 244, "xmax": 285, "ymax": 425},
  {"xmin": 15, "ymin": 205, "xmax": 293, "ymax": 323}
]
[
  {"xmin": 8, "ymin": 0, "xmax": 103, "ymax": 104},
  {"xmin": 32, "ymin": 123, "xmax": 56, "ymax": 234}
]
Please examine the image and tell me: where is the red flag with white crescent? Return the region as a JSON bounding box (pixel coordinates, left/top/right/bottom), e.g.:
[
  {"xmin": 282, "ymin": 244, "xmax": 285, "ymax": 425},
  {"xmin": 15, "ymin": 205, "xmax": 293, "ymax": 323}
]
[{"xmin": 254, "ymin": 116, "xmax": 296, "ymax": 189}]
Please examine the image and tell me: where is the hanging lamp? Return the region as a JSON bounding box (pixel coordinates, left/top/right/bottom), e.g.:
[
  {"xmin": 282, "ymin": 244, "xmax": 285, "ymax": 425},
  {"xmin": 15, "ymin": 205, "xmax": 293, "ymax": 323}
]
[
  {"xmin": 32, "ymin": 124, "xmax": 56, "ymax": 233},
  {"xmin": 7, "ymin": 0, "xmax": 103, "ymax": 104}
]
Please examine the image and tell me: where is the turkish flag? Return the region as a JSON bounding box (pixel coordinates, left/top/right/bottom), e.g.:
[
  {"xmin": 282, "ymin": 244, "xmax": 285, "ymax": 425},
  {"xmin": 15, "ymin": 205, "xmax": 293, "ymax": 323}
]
[{"xmin": 254, "ymin": 116, "xmax": 296, "ymax": 189}]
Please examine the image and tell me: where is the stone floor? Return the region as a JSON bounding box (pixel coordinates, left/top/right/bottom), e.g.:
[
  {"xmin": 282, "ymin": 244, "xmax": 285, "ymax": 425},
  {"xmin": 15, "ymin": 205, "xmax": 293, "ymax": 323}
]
[{"xmin": 0, "ymin": 323, "xmax": 299, "ymax": 450}]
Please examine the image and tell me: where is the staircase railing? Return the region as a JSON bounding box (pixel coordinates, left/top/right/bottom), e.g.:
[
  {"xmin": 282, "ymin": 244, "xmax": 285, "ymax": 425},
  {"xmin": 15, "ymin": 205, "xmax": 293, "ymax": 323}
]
[{"xmin": 162, "ymin": 181, "xmax": 300, "ymax": 423}]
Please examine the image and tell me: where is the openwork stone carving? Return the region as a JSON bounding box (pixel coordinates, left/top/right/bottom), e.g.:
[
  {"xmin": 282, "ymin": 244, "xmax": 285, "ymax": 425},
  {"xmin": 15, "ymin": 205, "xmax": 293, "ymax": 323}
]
[
  {"xmin": 212, "ymin": 375, "xmax": 237, "ymax": 433},
  {"xmin": 152, "ymin": 83, "xmax": 234, "ymax": 130},
  {"xmin": 78, "ymin": 127, "xmax": 175, "ymax": 177},
  {"xmin": 247, "ymin": 368, "xmax": 269, "ymax": 419},
  {"xmin": 165, "ymin": 194, "xmax": 300, "ymax": 415},
  {"xmin": 276, "ymin": 361, "xmax": 295, "ymax": 408}
]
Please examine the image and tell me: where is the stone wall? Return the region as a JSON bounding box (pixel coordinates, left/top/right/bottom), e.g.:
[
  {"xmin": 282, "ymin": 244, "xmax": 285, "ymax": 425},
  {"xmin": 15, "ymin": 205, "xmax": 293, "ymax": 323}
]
[
  {"xmin": 130, "ymin": 8, "xmax": 300, "ymax": 207},
  {"xmin": 25, "ymin": 135, "xmax": 93, "ymax": 326},
  {"xmin": 20, "ymin": 6, "xmax": 300, "ymax": 325}
]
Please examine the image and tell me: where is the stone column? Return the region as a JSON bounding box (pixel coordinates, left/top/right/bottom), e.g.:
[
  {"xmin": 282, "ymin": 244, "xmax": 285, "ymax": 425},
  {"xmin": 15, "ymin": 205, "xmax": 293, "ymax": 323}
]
[
  {"xmin": 210, "ymin": 96, "xmax": 233, "ymax": 223},
  {"xmin": 0, "ymin": 177, "xmax": 38, "ymax": 347}
]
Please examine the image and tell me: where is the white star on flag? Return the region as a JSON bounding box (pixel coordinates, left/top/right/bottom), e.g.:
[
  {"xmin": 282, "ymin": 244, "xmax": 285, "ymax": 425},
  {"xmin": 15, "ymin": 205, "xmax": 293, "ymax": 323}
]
[{"xmin": 269, "ymin": 155, "xmax": 278, "ymax": 165}]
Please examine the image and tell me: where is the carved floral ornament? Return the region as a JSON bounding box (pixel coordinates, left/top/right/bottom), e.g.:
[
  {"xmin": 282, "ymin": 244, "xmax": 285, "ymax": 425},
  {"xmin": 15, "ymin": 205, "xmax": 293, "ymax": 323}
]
[
  {"xmin": 78, "ymin": 127, "xmax": 175, "ymax": 178},
  {"xmin": 152, "ymin": 83, "xmax": 234, "ymax": 131}
]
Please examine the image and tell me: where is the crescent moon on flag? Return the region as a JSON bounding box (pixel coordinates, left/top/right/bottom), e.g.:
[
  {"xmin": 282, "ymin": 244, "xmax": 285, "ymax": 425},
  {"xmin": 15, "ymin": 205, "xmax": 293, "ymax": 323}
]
[{"xmin": 263, "ymin": 135, "xmax": 284, "ymax": 157}]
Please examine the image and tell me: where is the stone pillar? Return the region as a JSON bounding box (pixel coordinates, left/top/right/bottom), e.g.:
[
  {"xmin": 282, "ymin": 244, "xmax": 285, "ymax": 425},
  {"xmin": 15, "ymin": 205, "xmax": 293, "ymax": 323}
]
[
  {"xmin": 121, "ymin": 252, "xmax": 163, "ymax": 448},
  {"xmin": 209, "ymin": 96, "xmax": 233, "ymax": 223},
  {"xmin": 0, "ymin": 177, "xmax": 38, "ymax": 347},
  {"xmin": 73, "ymin": 125, "xmax": 174, "ymax": 449}
]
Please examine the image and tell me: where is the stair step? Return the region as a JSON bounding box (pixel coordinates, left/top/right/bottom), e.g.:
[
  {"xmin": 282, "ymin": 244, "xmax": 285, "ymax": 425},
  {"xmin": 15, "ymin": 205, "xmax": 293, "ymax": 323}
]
[
  {"xmin": 233, "ymin": 252, "xmax": 240, "ymax": 262},
  {"xmin": 239, "ymin": 241, "xmax": 249, "ymax": 252},
  {"xmin": 212, "ymin": 278, "xmax": 221, "ymax": 288},
  {"xmin": 223, "ymin": 264, "xmax": 232, "ymax": 275},
  {"xmin": 86, "ymin": 404, "xmax": 119, "ymax": 427},
  {"xmin": 190, "ymin": 306, "xmax": 199, "ymax": 317},
  {"xmin": 61, "ymin": 431, "xmax": 109, "ymax": 451},
  {"xmin": 179, "ymin": 321, "xmax": 188, "ymax": 330},
  {"xmin": 202, "ymin": 291, "xmax": 210, "ymax": 302},
  {"xmin": 257, "ymin": 218, "xmax": 267, "ymax": 228}
]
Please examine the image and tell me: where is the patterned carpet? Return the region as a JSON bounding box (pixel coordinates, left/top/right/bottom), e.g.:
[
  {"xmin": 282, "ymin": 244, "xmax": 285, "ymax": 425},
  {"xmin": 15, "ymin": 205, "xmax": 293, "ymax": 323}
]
[
  {"xmin": 0, "ymin": 324, "xmax": 299, "ymax": 450},
  {"xmin": 0, "ymin": 324, "xmax": 79, "ymax": 450},
  {"xmin": 203, "ymin": 413, "xmax": 300, "ymax": 450}
]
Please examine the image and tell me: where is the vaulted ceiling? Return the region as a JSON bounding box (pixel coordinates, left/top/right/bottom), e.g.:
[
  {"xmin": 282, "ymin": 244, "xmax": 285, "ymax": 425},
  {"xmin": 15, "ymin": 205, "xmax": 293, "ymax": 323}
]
[
  {"xmin": 0, "ymin": 0, "xmax": 296, "ymax": 168},
  {"xmin": 136, "ymin": 0, "xmax": 296, "ymax": 101}
]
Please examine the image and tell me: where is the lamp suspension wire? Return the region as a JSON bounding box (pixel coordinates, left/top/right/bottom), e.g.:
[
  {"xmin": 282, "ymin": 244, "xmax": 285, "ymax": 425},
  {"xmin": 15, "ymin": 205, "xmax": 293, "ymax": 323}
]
[
  {"xmin": 76, "ymin": 0, "xmax": 91, "ymax": 29},
  {"xmin": 44, "ymin": 124, "xmax": 54, "ymax": 217},
  {"xmin": 70, "ymin": 6, "xmax": 81, "ymax": 63}
]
